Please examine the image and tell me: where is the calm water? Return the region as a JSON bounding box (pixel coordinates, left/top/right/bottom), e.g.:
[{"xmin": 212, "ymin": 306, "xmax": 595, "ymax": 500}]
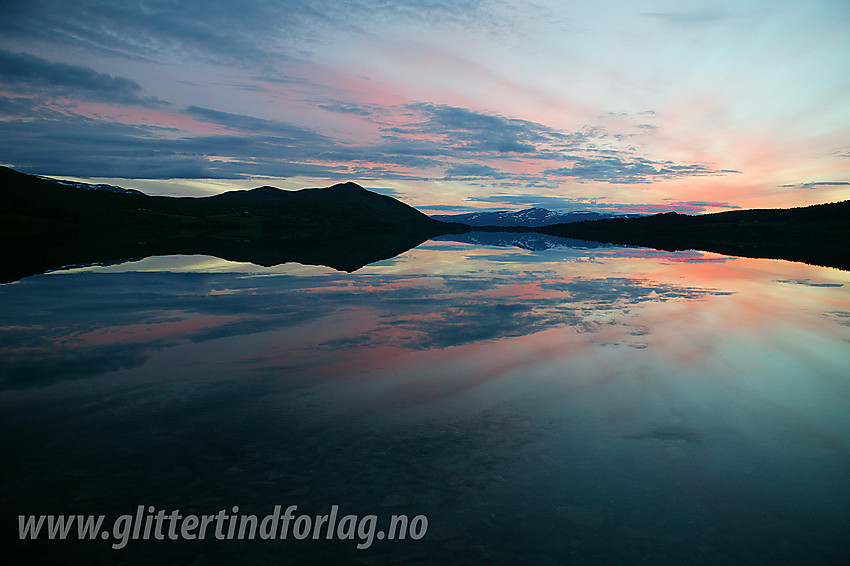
[{"xmin": 2, "ymin": 239, "xmax": 849, "ymax": 565}]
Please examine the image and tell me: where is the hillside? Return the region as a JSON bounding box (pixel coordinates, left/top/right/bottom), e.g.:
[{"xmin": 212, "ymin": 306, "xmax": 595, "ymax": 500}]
[
  {"xmin": 0, "ymin": 167, "xmax": 465, "ymax": 281},
  {"xmin": 539, "ymin": 201, "xmax": 850, "ymax": 271},
  {"xmin": 1, "ymin": 167, "xmax": 453, "ymax": 238}
]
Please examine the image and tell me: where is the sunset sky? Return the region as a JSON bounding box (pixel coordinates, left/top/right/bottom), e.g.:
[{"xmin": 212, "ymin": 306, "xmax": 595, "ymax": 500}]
[{"xmin": 1, "ymin": 0, "xmax": 848, "ymax": 214}]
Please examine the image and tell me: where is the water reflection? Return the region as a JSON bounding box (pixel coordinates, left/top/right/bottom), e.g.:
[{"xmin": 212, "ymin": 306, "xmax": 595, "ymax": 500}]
[
  {"xmin": 1, "ymin": 241, "xmax": 849, "ymax": 564},
  {"xmin": 0, "ymin": 249, "xmax": 740, "ymax": 386}
]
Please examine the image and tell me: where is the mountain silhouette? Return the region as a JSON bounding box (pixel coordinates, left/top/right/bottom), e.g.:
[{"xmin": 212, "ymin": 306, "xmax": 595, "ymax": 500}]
[
  {"xmin": 539, "ymin": 203, "xmax": 850, "ymax": 271},
  {"xmin": 0, "ymin": 167, "xmax": 465, "ymax": 281}
]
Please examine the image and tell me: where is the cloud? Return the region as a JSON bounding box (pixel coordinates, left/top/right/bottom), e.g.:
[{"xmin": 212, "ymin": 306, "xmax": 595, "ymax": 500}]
[
  {"xmin": 364, "ymin": 272, "xmax": 733, "ymax": 350},
  {"xmin": 643, "ymin": 10, "xmax": 726, "ymax": 27},
  {"xmin": 541, "ymin": 277, "xmax": 732, "ymax": 305},
  {"xmin": 544, "ymin": 156, "xmax": 721, "ymax": 184},
  {"xmin": 316, "ymin": 100, "xmax": 386, "ymax": 117},
  {"xmin": 0, "ymin": 0, "xmax": 508, "ymax": 66},
  {"xmin": 0, "ymin": 50, "xmax": 166, "ymax": 107},
  {"xmin": 774, "ymin": 279, "xmax": 845, "ymax": 288},
  {"xmin": 373, "ymin": 103, "xmax": 727, "ymax": 186},
  {"xmin": 0, "ymin": 82, "xmax": 731, "ymax": 186},
  {"xmin": 0, "ymin": 1, "xmax": 307, "ymax": 65},
  {"xmin": 415, "ymin": 103, "xmax": 538, "ymax": 153},
  {"xmin": 0, "ymin": 95, "xmax": 66, "ymax": 119},
  {"xmin": 318, "ymin": 148, "xmax": 441, "ymax": 169},
  {"xmin": 185, "ymin": 106, "xmax": 331, "ymax": 143},
  {"xmin": 443, "ymin": 163, "xmax": 509, "ymax": 179},
  {"xmin": 779, "ymin": 181, "xmax": 850, "ymax": 190},
  {"xmin": 396, "ymin": 102, "xmax": 579, "ymax": 155},
  {"xmin": 0, "ymin": 110, "xmax": 346, "ymax": 179}
]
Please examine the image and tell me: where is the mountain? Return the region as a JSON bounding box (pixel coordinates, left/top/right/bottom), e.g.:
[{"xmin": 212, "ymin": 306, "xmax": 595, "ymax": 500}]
[
  {"xmin": 1, "ymin": 166, "xmax": 457, "ymax": 237},
  {"xmin": 37, "ymin": 176, "xmax": 146, "ymax": 195},
  {"xmin": 0, "ymin": 166, "xmax": 465, "ymax": 281},
  {"xmin": 539, "ymin": 202, "xmax": 850, "ymax": 271},
  {"xmin": 431, "ymin": 207, "xmax": 630, "ymax": 227}
]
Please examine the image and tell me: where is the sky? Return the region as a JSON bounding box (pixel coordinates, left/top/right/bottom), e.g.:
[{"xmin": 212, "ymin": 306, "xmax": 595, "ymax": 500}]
[{"xmin": 0, "ymin": 0, "xmax": 849, "ymax": 214}]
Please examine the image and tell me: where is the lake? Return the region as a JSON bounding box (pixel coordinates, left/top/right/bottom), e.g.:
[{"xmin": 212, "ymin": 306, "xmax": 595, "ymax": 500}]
[{"xmin": 2, "ymin": 237, "xmax": 849, "ymax": 564}]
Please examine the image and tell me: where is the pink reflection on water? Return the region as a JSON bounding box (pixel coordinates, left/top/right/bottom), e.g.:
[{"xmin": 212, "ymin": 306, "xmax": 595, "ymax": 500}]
[{"xmin": 64, "ymin": 314, "xmax": 243, "ymax": 347}]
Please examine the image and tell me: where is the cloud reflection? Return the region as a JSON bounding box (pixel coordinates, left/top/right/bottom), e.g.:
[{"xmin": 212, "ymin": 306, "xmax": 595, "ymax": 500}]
[{"xmin": 0, "ymin": 252, "xmax": 737, "ymax": 388}]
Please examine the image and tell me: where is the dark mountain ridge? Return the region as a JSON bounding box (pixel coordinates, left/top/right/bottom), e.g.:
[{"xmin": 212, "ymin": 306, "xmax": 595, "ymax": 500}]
[
  {"xmin": 540, "ymin": 201, "xmax": 850, "ymax": 271},
  {"xmin": 0, "ymin": 166, "xmax": 464, "ymax": 281},
  {"xmin": 2, "ymin": 166, "xmax": 448, "ymax": 232}
]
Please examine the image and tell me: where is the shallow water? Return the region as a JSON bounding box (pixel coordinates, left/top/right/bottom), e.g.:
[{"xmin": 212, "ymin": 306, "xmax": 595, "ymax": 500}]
[{"xmin": 2, "ymin": 240, "xmax": 849, "ymax": 564}]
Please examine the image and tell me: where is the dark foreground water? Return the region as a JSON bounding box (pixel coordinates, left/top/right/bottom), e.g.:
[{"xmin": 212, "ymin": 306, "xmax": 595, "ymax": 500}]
[{"xmin": 2, "ymin": 239, "xmax": 849, "ymax": 565}]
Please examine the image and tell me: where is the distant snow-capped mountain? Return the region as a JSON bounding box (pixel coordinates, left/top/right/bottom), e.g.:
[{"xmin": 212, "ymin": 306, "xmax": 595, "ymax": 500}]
[
  {"xmin": 39, "ymin": 176, "xmax": 146, "ymax": 195},
  {"xmin": 431, "ymin": 207, "xmax": 631, "ymax": 227}
]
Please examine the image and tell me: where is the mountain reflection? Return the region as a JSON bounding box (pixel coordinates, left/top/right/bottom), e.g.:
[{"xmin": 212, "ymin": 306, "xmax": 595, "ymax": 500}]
[
  {"xmin": 0, "ymin": 228, "xmax": 437, "ymax": 283},
  {"xmin": 431, "ymin": 231, "xmax": 607, "ymax": 251}
]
